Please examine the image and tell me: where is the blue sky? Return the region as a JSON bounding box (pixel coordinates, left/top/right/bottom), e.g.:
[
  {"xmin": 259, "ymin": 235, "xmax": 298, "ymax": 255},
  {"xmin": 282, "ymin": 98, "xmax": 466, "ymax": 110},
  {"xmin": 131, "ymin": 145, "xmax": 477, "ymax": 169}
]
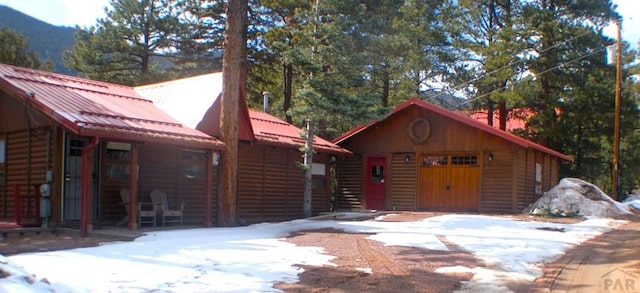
[{"xmin": 0, "ymin": 0, "xmax": 637, "ymax": 46}]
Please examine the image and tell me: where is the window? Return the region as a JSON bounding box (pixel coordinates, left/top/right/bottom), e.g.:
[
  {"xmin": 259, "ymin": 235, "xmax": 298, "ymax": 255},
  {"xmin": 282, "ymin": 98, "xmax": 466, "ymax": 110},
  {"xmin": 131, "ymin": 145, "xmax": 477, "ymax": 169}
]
[
  {"xmin": 0, "ymin": 138, "xmax": 5, "ymax": 164},
  {"xmin": 422, "ymin": 155, "xmax": 447, "ymax": 166},
  {"xmin": 105, "ymin": 142, "xmax": 131, "ymax": 180},
  {"xmin": 312, "ymin": 163, "xmax": 327, "ymax": 189},
  {"xmin": 105, "ymin": 163, "xmax": 131, "ymax": 180},
  {"xmin": 181, "ymin": 150, "xmax": 206, "ymax": 179},
  {"xmin": 69, "ymin": 139, "xmax": 85, "ymax": 157},
  {"xmin": 451, "ymin": 155, "xmax": 478, "ymax": 166},
  {"xmin": 371, "ymin": 165, "xmax": 384, "ymax": 183},
  {"xmin": 311, "ymin": 163, "xmax": 326, "ymax": 176},
  {"xmin": 535, "ymin": 163, "xmax": 542, "ymax": 195},
  {"xmin": 312, "ymin": 177, "xmax": 327, "ymax": 189},
  {"xmin": 0, "ymin": 138, "xmax": 4, "ymax": 184}
]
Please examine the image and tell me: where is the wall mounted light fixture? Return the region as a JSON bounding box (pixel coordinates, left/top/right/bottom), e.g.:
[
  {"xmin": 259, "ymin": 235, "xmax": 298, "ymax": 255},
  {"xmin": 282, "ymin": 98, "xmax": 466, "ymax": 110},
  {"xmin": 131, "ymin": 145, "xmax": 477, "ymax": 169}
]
[
  {"xmin": 488, "ymin": 153, "xmax": 494, "ymax": 162},
  {"xmin": 405, "ymin": 154, "xmax": 411, "ymax": 163}
]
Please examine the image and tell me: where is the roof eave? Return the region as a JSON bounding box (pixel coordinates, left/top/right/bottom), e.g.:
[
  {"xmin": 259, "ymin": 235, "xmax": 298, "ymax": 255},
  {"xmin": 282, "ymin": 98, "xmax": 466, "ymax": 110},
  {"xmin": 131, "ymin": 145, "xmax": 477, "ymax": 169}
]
[
  {"xmin": 0, "ymin": 79, "xmax": 83, "ymax": 134},
  {"xmin": 78, "ymin": 128, "xmax": 226, "ymax": 150},
  {"xmin": 255, "ymin": 139, "xmax": 351, "ymax": 156}
]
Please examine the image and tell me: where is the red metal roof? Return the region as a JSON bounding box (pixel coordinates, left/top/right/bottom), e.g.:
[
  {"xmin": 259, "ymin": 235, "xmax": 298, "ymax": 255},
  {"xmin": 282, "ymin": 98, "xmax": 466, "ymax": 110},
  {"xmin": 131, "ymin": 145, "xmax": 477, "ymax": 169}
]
[
  {"xmin": 198, "ymin": 98, "xmax": 349, "ymax": 155},
  {"xmin": 135, "ymin": 73, "xmax": 349, "ymax": 155},
  {"xmin": 248, "ymin": 109, "xmax": 350, "ymax": 155},
  {"xmin": 467, "ymin": 109, "xmax": 528, "ymax": 131},
  {"xmin": 0, "ymin": 63, "xmax": 224, "ymax": 149},
  {"xmin": 334, "ymin": 98, "xmax": 572, "ymax": 161}
]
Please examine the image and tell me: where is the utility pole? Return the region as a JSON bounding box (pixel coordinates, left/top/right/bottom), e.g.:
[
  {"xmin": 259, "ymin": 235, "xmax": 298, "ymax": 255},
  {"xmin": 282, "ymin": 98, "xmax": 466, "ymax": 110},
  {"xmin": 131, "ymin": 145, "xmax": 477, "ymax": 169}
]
[{"xmin": 612, "ymin": 18, "xmax": 622, "ymax": 201}]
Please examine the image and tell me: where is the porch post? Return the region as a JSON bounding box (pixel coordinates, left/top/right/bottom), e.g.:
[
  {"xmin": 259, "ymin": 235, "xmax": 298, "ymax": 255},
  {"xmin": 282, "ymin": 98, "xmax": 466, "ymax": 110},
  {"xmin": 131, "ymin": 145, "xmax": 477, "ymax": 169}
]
[
  {"xmin": 80, "ymin": 137, "xmax": 99, "ymax": 237},
  {"xmin": 129, "ymin": 143, "xmax": 139, "ymax": 230},
  {"xmin": 205, "ymin": 149, "xmax": 214, "ymax": 227}
]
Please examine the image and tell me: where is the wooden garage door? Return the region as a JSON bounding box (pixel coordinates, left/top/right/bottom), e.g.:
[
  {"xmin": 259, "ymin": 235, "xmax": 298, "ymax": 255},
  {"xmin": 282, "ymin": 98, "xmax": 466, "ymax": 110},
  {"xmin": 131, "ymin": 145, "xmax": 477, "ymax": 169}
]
[{"xmin": 417, "ymin": 154, "xmax": 480, "ymax": 212}]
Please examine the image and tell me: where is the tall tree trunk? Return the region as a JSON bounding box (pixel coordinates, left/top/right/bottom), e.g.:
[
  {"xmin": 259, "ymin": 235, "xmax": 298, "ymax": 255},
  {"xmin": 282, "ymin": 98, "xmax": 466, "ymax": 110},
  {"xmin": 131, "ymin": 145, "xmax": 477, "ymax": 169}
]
[
  {"xmin": 219, "ymin": 0, "xmax": 248, "ymax": 227},
  {"xmin": 498, "ymin": 100, "xmax": 507, "ymax": 131},
  {"xmin": 498, "ymin": 80, "xmax": 508, "ymax": 131},
  {"xmin": 487, "ymin": 97, "xmax": 495, "ymax": 127},
  {"xmin": 284, "ymin": 64, "xmax": 293, "ymax": 123},
  {"xmin": 381, "ymin": 70, "xmax": 389, "ymax": 108}
]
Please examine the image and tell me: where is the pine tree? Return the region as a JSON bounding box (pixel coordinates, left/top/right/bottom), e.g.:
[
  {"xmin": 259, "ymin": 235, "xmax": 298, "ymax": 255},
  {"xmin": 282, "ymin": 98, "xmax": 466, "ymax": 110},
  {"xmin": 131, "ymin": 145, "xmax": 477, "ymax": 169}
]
[
  {"xmin": 0, "ymin": 27, "xmax": 51, "ymax": 70},
  {"xmin": 64, "ymin": 0, "xmax": 219, "ymax": 85}
]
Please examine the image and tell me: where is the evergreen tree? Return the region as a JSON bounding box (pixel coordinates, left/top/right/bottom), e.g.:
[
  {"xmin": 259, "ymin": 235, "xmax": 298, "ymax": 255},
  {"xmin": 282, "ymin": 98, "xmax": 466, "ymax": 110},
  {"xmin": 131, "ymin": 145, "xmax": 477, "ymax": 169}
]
[
  {"xmin": 64, "ymin": 0, "xmax": 219, "ymax": 85},
  {"xmin": 0, "ymin": 27, "xmax": 52, "ymax": 70}
]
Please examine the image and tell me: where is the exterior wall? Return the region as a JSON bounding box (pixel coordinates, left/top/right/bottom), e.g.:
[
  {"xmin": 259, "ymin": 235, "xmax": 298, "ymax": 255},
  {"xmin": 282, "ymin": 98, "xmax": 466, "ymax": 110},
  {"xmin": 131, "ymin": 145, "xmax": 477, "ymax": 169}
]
[
  {"xmin": 479, "ymin": 150, "xmax": 518, "ymax": 213},
  {"xmin": 237, "ymin": 143, "xmax": 332, "ymax": 225},
  {"xmin": 338, "ymin": 105, "xmax": 563, "ymax": 213},
  {"xmin": 1, "ymin": 91, "xmax": 60, "ymax": 224},
  {"xmin": 389, "ymin": 152, "xmax": 416, "ymax": 210},
  {"xmin": 2, "ymin": 127, "xmax": 57, "ymax": 224},
  {"xmin": 514, "ymin": 149, "xmax": 562, "ymax": 213}
]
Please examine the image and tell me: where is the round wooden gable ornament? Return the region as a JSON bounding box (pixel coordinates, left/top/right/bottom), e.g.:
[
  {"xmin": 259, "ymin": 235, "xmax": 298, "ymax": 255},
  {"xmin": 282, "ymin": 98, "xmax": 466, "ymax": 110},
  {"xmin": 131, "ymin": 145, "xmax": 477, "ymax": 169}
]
[{"xmin": 408, "ymin": 117, "xmax": 431, "ymax": 143}]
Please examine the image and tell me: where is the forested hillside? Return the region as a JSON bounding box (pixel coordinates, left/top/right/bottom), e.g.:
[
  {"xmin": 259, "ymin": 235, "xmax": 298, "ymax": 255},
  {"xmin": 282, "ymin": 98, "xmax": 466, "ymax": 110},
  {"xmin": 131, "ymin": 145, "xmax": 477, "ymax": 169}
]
[{"xmin": 0, "ymin": 5, "xmax": 76, "ymax": 74}]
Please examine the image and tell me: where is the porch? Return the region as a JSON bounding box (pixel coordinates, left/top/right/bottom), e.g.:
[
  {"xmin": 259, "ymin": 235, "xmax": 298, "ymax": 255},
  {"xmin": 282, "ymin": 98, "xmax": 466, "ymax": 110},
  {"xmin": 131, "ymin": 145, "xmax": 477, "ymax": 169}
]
[{"xmin": 0, "ymin": 220, "xmax": 199, "ymax": 256}]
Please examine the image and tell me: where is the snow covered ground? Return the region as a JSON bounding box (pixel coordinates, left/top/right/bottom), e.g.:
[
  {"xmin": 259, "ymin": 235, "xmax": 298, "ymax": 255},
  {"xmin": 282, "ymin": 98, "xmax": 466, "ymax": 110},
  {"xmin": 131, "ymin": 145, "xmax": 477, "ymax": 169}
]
[
  {"xmin": 0, "ymin": 213, "xmax": 626, "ymax": 292},
  {"xmin": 3, "ymin": 178, "xmax": 639, "ymax": 292}
]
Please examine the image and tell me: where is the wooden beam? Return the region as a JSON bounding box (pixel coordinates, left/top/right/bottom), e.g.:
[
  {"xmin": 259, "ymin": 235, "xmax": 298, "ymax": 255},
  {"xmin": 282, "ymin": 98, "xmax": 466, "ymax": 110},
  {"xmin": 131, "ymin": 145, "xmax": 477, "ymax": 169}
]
[
  {"xmin": 80, "ymin": 137, "xmax": 99, "ymax": 237},
  {"xmin": 205, "ymin": 150, "xmax": 214, "ymax": 227},
  {"xmin": 128, "ymin": 143, "xmax": 139, "ymax": 230}
]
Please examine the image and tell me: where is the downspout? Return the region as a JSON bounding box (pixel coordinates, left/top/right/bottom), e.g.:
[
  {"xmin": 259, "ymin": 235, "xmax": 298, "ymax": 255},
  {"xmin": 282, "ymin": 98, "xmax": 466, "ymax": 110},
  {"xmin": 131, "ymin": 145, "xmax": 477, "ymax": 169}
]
[{"xmin": 80, "ymin": 137, "xmax": 99, "ymax": 237}]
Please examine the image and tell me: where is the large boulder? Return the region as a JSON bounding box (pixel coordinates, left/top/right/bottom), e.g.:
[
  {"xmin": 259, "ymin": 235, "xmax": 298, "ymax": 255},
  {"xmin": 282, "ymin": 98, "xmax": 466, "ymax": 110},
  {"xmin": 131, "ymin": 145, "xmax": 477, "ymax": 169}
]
[{"xmin": 524, "ymin": 178, "xmax": 632, "ymax": 218}]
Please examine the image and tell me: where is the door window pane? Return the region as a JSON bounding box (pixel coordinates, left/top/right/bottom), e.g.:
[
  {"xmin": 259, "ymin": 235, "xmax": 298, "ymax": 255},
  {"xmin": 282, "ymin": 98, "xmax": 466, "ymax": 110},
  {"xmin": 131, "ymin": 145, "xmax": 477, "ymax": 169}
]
[{"xmin": 371, "ymin": 166, "xmax": 384, "ymax": 183}]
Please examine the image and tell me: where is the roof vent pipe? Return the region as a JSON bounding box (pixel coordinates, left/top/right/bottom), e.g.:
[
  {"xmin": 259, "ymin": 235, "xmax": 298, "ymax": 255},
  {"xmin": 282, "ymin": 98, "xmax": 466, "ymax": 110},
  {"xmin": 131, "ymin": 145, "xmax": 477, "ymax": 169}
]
[{"xmin": 263, "ymin": 91, "xmax": 270, "ymax": 113}]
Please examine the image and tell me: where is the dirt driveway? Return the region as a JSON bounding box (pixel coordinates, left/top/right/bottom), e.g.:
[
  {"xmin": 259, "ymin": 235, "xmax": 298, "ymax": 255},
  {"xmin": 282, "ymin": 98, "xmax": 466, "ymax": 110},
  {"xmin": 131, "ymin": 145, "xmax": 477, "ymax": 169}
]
[
  {"xmin": 536, "ymin": 218, "xmax": 640, "ymax": 293},
  {"xmin": 2, "ymin": 212, "xmax": 638, "ymax": 292},
  {"xmin": 275, "ymin": 213, "xmax": 640, "ymax": 293}
]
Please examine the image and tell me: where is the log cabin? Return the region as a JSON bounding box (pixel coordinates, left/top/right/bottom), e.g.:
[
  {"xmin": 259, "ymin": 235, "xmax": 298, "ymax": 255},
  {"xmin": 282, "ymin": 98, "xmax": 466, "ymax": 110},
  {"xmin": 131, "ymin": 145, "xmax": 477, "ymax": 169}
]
[
  {"xmin": 334, "ymin": 98, "xmax": 573, "ymax": 213},
  {"xmin": 135, "ymin": 74, "xmax": 351, "ymax": 224},
  {"xmin": 0, "ymin": 63, "xmax": 225, "ymax": 235}
]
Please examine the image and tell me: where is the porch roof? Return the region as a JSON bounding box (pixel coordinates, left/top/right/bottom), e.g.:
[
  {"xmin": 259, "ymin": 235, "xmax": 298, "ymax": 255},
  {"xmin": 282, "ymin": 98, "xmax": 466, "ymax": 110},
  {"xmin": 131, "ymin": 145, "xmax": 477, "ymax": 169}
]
[
  {"xmin": 0, "ymin": 63, "xmax": 225, "ymax": 150},
  {"xmin": 334, "ymin": 98, "xmax": 573, "ymax": 161}
]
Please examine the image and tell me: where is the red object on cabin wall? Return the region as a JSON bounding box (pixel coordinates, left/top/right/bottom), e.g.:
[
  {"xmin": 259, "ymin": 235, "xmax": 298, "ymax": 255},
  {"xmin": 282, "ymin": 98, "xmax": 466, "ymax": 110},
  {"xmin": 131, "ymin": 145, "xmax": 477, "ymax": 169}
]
[
  {"xmin": 13, "ymin": 184, "xmax": 42, "ymax": 227},
  {"xmin": 366, "ymin": 157, "xmax": 387, "ymax": 210}
]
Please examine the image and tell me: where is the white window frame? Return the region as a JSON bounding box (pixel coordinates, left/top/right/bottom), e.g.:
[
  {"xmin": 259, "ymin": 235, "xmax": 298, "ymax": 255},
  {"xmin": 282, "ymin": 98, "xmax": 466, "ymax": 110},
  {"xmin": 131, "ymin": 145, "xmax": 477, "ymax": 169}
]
[{"xmin": 535, "ymin": 163, "xmax": 542, "ymax": 195}]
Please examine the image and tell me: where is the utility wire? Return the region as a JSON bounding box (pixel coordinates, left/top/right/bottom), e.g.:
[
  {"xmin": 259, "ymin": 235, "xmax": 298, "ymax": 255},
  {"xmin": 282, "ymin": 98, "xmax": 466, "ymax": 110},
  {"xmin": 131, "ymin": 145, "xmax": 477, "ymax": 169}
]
[
  {"xmin": 427, "ymin": 29, "xmax": 599, "ymax": 104},
  {"xmin": 459, "ymin": 45, "xmax": 607, "ymax": 106}
]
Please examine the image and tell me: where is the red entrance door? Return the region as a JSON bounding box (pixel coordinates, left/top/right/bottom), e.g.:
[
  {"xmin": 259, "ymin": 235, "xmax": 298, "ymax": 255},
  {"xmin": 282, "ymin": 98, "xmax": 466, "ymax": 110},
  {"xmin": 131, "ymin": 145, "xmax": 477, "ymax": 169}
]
[{"xmin": 366, "ymin": 157, "xmax": 386, "ymax": 210}]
